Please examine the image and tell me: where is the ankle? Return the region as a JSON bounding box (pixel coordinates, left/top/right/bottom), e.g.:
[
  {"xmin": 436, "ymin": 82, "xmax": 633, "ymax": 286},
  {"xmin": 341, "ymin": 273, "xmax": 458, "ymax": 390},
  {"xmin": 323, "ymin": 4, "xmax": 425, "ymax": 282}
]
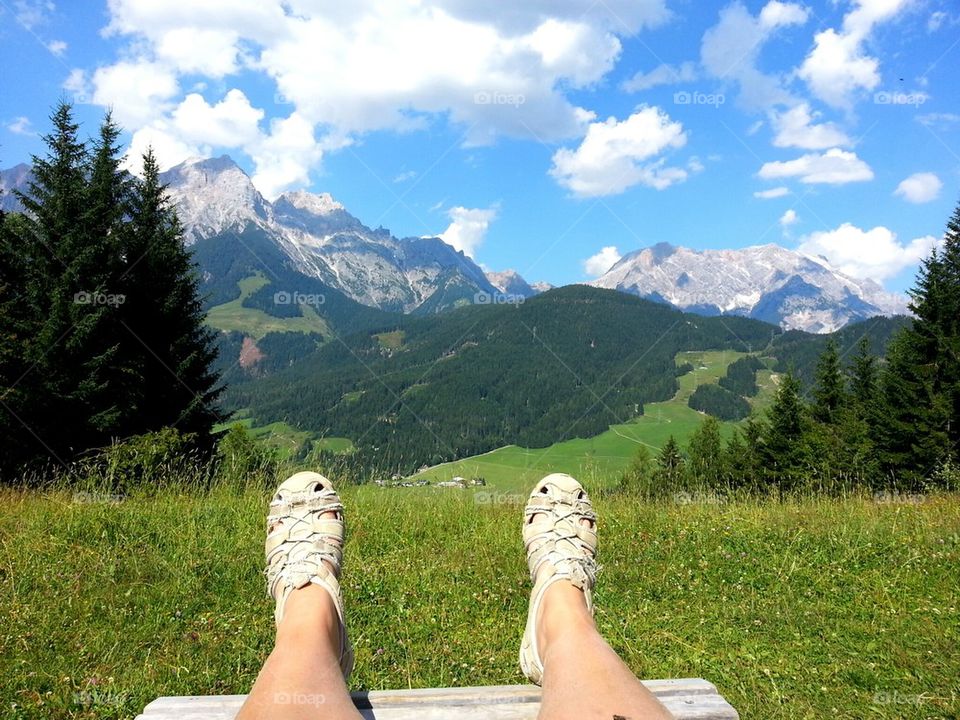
[
  {"xmin": 277, "ymin": 583, "xmax": 340, "ymax": 643},
  {"xmin": 536, "ymin": 580, "xmax": 595, "ymax": 656}
]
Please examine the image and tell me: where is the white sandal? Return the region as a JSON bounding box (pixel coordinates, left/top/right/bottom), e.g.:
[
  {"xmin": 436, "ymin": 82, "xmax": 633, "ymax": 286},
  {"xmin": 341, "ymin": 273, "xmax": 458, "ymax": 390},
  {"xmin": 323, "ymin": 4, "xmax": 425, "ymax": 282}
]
[
  {"xmin": 519, "ymin": 473, "xmax": 598, "ymax": 685},
  {"xmin": 265, "ymin": 471, "xmax": 355, "ymax": 679}
]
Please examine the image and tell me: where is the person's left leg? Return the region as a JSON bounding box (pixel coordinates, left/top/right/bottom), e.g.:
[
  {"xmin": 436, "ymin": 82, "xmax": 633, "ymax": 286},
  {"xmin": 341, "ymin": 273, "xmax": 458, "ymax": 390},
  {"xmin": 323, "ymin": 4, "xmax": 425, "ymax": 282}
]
[{"xmin": 236, "ymin": 584, "xmax": 361, "ymax": 720}]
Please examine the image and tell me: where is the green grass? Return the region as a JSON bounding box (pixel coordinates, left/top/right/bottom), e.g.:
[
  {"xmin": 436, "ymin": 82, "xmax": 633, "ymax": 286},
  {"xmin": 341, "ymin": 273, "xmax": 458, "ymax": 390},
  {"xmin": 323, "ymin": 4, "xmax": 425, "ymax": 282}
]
[
  {"xmin": 1, "ymin": 486, "xmax": 957, "ymax": 719},
  {"xmin": 374, "ymin": 330, "xmax": 406, "ymax": 350},
  {"xmin": 214, "ymin": 416, "xmax": 355, "ymax": 459},
  {"xmin": 413, "ymin": 351, "xmax": 777, "ymax": 491},
  {"xmin": 205, "ymin": 273, "xmax": 331, "ymax": 340}
]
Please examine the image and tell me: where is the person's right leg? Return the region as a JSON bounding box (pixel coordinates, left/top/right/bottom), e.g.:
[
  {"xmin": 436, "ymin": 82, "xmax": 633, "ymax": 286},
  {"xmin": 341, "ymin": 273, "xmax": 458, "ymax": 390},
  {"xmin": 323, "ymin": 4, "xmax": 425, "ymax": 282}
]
[{"xmin": 536, "ymin": 581, "xmax": 672, "ymax": 720}]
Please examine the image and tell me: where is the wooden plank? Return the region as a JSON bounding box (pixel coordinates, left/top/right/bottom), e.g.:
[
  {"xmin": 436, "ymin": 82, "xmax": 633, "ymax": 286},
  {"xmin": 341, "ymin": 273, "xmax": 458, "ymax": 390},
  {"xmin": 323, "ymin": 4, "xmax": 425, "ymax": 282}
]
[{"xmin": 136, "ymin": 680, "xmax": 738, "ymax": 719}]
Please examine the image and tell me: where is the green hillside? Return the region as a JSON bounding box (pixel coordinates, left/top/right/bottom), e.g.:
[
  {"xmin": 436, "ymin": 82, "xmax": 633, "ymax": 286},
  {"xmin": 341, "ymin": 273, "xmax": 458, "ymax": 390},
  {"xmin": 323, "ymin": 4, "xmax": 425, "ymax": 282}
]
[
  {"xmin": 206, "ymin": 273, "xmax": 332, "ymax": 339},
  {"xmin": 225, "ymin": 286, "xmax": 781, "ymax": 473},
  {"xmin": 409, "ymin": 350, "xmax": 780, "ymax": 492}
]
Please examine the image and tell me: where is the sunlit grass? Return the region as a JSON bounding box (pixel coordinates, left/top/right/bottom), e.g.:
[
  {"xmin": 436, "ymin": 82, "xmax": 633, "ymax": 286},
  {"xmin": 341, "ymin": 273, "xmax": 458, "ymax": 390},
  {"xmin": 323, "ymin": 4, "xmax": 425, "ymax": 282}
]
[{"xmin": 2, "ymin": 483, "xmax": 958, "ymax": 719}]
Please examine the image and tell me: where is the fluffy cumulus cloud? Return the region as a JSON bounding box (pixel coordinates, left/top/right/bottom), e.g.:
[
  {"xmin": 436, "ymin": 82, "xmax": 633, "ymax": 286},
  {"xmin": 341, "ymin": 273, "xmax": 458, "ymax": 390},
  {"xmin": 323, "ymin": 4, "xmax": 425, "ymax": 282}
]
[
  {"xmin": 798, "ymin": 0, "xmax": 914, "ymax": 109},
  {"xmin": 798, "ymin": 223, "xmax": 938, "ymax": 282},
  {"xmin": 759, "ymin": 148, "xmax": 874, "ymax": 184},
  {"xmin": 438, "ymin": 205, "xmax": 498, "ymax": 258},
  {"xmin": 87, "ymin": 0, "xmax": 672, "ymax": 195},
  {"xmin": 701, "ymin": 1, "xmax": 809, "ymax": 109},
  {"xmin": 583, "ymin": 245, "xmax": 622, "ymax": 277},
  {"xmin": 550, "ymin": 106, "xmax": 687, "ymax": 197},
  {"xmin": 770, "ymin": 103, "xmax": 851, "ymax": 149},
  {"xmin": 894, "ymin": 172, "xmax": 942, "ymax": 204}
]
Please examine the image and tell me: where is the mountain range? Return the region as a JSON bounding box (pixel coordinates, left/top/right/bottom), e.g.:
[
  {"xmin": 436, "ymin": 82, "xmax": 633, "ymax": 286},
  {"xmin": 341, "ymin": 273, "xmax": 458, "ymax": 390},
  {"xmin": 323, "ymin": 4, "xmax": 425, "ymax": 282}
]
[
  {"xmin": 590, "ymin": 243, "xmax": 908, "ymax": 333},
  {"xmin": 0, "ymin": 156, "xmax": 909, "ymax": 332}
]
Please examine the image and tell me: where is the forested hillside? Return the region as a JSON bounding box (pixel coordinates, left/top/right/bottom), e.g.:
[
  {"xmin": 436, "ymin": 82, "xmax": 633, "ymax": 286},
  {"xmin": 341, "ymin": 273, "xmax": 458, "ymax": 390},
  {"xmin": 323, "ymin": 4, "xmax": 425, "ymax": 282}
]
[{"xmin": 224, "ymin": 286, "xmax": 780, "ymax": 471}]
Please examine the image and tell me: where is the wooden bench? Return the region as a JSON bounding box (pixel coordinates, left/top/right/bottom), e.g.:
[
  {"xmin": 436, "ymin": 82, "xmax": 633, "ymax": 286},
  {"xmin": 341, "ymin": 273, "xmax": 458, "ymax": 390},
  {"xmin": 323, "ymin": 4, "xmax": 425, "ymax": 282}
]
[{"xmin": 136, "ymin": 679, "xmax": 738, "ymax": 718}]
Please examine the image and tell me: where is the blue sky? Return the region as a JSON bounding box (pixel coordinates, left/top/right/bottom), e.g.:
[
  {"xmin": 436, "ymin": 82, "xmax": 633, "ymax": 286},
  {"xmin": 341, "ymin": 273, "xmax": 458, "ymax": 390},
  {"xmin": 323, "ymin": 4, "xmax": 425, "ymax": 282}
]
[{"xmin": 1, "ymin": 0, "xmax": 958, "ymax": 293}]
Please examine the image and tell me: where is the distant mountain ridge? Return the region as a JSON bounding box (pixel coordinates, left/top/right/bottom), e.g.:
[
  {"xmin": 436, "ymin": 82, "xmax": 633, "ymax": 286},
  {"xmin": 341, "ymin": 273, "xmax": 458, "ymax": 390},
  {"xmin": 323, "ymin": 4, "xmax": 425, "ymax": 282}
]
[
  {"xmin": 1, "ymin": 158, "xmax": 910, "ymax": 331},
  {"xmin": 589, "ymin": 242, "xmax": 908, "ymax": 333},
  {"xmin": 159, "ymin": 156, "xmax": 498, "ymax": 314}
]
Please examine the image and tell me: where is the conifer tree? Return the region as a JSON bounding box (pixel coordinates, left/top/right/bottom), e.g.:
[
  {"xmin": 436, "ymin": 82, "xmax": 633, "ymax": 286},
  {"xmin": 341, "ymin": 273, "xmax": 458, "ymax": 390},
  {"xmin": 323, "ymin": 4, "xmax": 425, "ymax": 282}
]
[
  {"xmin": 875, "ymin": 199, "xmax": 960, "ymax": 484},
  {"xmin": 761, "ymin": 371, "xmax": 810, "ymax": 490},
  {"xmin": 812, "ymin": 338, "xmax": 845, "ymax": 425},
  {"xmin": 119, "ymin": 148, "xmax": 223, "ymax": 437},
  {"xmin": 687, "ymin": 415, "xmax": 724, "ymax": 487},
  {"xmin": 654, "ymin": 435, "xmax": 686, "ymax": 489}
]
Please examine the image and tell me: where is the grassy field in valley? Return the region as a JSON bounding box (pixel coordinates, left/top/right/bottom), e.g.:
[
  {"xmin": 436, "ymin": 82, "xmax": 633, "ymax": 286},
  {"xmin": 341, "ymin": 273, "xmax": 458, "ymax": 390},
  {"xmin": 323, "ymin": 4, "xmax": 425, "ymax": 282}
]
[
  {"xmin": 2, "ymin": 484, "xmax": 958, "ymax": 719},
  {"xmin": 205, "ymin": 273, "xmax": 331, "ymax": 339},
  {"xmin": 412, "ymin": 350, "xmax": 779, "ymax": 491}
]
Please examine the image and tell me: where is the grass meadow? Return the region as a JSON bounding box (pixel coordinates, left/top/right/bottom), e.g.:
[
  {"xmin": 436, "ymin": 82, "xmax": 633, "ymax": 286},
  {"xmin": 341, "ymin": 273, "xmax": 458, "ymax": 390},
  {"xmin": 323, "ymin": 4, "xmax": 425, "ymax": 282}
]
[
  {"xmin": 411, "ymin": 350, "xmax": 779, "ymax": 489},
  {"xmin": 2, "ymin": 481, "xmax": 958, "ymax": 719}
]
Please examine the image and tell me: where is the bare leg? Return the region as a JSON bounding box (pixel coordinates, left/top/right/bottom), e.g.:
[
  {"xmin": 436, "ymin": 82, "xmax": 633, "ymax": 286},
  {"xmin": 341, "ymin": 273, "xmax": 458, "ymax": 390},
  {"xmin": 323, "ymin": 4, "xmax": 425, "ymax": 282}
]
[
  {"xmin": 236, "ymin": 584, "xmax": 361, "ymax": 720},
  {"xmin": 536, "ymin": 581, "xmax": 672, "ymax": 720}
]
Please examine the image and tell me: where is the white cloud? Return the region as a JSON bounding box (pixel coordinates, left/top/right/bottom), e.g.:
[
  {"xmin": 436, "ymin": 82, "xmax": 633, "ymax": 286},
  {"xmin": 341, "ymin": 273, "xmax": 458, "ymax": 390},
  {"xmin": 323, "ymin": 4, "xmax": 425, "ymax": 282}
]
[
  {"xmin": 798, "ymin": 0, "xmax": 914, "ymax": 109},
  {"xmin": 622, "ymin": 61, "xmax": 697, "ymax": 92},
  {"xmin": 798, "ymin": 223, "xmax": 939, "ymax": 282},
  {"xmin": 894, "ymin": 172, "xmax": 942, "ymax": 204},
  {"xmin": 438, "ymin": 205, "xmax": 498, "ymax": 258},
  {"xmin": 92, "ymin": 60, "xmax": 180, "ymax": 127},
  {"xmin": 779, "ymin": 208, "xmax": 798, "ymax": 226},
  {"xmin": 583, "ymin": 245, "xmax": 622, "ymax": 277},
  {"xmin": 249, "ymin": 112, "xmax": 332, "ymax": 199},
  {"xmin": 758, "ymin": 148, "xmax": 874, "ymax": 184},
  {"xmin": 46, "ymin": 39, "xmax": 67, "ymax": 56},
  {"xmin": 6, "ymin": 116, "xmax": 34, "ymax": 135},
  {"xmin": 393, "ymin": 170, "xmax": 417, "ymax": 183},
  {"xmin": 754, "ymin": 186, "xmax": 790, "ymax": 199},
  {"xmin": 701, "ymin": 1, "xmax": 809, "ymax": 109},
  {"xmin": 771, "ymin": 103, "xmax": 851, "ymax": 149},
  {"xmin": 12, "ymin": 0, "xmax": 54, "ymax": 30},
  {"xmin": 124, "ymin": 124, "xmax": 199, "ymax": 175},
  {"xmin": 170, "ymin": 90, "xmax": 264, "ymax": 148},
  {"xmin": 549, "ymin": 106, "xmax": 687, "ymax": 197},
  {"xmin": 62, "ymin": 68, "xmax": 90, "ymax": 102},
  {"xmin": 87, "ymin": 0, "xmax": 677, "ymax": 193}
]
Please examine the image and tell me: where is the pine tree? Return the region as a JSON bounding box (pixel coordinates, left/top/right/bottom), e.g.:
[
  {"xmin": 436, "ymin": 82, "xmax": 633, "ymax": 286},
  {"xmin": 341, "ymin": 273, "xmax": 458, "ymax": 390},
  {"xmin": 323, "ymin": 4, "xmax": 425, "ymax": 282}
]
[
  {"xmin": 618, "ymin": 444, "xmax": 653, "ymax": 495},
  {"xmin": 812, "ymin": 338, "xmax": 845, "ymax": 424},
  {"xmin": 874, "ymin": 199, "xmax": 960, "ymax": 485},
  {"xmin": 119, "ymin": 148, "xmax": 223, "ymax": 437},
  {"xmin": 687, "ymin": 415, "xmax": 724, "ymax": 488},
  {"xmin": 654, "ymin": 435, "xmax": 686, "ymax": 490},
  {"xmin": 761, "ymin": 371, "xmax": 810, "ymax": 490},
  {"xmin": 13, "ymin": 101, "xmax": 118, "ymax": 461},
  {"xmin": 849, "ymin": 336, "xmax": 877, "ymax": 419}
]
